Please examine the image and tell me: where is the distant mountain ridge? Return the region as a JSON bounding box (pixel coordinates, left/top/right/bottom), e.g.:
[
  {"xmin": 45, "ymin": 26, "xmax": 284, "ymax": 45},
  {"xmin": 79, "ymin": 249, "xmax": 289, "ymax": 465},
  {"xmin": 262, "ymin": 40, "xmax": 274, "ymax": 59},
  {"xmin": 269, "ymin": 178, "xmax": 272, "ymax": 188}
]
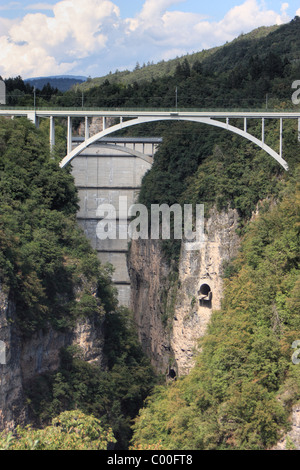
[{"xmin": 25, "ymin": 75, "xmax": 88, "ymax": 92}]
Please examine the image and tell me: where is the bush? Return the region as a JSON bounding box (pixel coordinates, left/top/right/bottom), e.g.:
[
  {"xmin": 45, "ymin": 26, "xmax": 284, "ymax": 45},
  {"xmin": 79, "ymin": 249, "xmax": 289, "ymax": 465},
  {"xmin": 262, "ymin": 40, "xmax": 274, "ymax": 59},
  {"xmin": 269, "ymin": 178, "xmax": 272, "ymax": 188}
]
[{"xmin": 0, "ymin": 410, "xmax": 116, "ymax": 450}]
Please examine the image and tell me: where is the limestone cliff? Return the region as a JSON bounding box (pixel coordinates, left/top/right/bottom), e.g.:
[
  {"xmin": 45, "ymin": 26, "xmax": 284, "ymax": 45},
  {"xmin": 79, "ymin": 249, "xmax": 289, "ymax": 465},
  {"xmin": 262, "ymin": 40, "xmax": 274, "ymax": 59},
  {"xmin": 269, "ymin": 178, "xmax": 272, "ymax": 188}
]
[
  {"xmin": 128, "ymin": 207, "xmax": 240, "ymax": 377},
  {"xmin": 128, "ymin": 240, "xmax": 174, "ymax": 375},
  {"xmin": 171, "ymin": 206, "xmax": 240, "ymax": 375},
  {"xmin": 77, "ymin": 116, "xmax": 116, "ymax": 137},
  {"xmin": 0, "ymin": 283, "xmax": 105, "ymax": 431}
]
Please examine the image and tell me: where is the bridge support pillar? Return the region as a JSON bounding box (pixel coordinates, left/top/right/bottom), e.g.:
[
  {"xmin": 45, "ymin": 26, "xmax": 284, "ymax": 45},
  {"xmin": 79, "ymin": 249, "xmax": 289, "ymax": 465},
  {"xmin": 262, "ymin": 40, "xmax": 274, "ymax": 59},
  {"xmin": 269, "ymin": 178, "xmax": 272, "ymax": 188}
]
[
  {"xmin": 85, "ymin": 116, "xmax": 89, "ymax": 141},
  {"xmin": 280, "ymin": 118, "xmax": 283, "ymax": 157},
  {"xmin": 67, "ymin": 116, "xmax": 72, "ymax": 154},
  {"xmin": 50, "ymin": 116, "xmax": 55, "ymax": 152}
]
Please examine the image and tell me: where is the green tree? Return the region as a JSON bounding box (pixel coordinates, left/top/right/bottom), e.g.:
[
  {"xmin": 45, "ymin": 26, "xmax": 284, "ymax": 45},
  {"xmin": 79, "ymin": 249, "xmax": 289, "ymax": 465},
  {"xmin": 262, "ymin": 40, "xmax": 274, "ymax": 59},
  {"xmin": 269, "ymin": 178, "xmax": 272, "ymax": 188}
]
[{"xmin": 0, "ymin": 411, "xmax": 116, "ymax": 450}]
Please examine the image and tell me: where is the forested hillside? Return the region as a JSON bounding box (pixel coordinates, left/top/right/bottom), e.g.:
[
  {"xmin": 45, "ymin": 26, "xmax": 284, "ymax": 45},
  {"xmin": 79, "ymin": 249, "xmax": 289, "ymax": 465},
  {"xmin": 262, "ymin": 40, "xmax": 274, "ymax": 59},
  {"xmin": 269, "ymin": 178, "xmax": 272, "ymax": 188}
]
[
  {"xmin": 131, "ymin": 169, "xmax": 300, "ymax": 450},
  {"xmin": 127, "ymin": 19, "xmax": 300, "ymax": 450},
  {"xmin": 73, "ymin": 24, "xmax": 279, "ymax": 90},
  {"xmin": 58, "ymin": 17, "xmax": 300, "ymax": 109}
]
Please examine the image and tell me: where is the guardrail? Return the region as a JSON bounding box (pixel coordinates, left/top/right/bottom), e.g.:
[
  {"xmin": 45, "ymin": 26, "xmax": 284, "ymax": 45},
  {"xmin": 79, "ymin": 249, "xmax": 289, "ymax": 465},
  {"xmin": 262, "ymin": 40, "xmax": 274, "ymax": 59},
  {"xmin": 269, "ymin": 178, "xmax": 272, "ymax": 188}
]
[{"xmin": 0, "ymin": 105, "xmax": 300, "ymax": 113}]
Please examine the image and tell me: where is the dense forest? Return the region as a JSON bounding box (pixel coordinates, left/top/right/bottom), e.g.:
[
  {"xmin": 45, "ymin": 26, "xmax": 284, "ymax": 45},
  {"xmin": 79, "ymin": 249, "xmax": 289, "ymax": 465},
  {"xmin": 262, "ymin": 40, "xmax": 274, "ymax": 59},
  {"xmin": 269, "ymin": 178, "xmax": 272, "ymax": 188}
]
[
  {"xmin": 0, "ymin": 117, "xmax": 156, "ymax": 449},
  {"xmin": 0, "ymin": 17, "xmax": 300, "ymax": 450}
]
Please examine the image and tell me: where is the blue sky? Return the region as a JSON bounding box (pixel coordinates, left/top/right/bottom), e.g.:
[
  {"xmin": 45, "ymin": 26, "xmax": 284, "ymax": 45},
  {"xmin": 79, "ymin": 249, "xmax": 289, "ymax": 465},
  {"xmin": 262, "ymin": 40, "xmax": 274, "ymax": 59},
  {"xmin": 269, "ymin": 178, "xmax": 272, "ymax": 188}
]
[{"xmin": 0, "ymin": 0, "xmax": 299, "ymax": 79}]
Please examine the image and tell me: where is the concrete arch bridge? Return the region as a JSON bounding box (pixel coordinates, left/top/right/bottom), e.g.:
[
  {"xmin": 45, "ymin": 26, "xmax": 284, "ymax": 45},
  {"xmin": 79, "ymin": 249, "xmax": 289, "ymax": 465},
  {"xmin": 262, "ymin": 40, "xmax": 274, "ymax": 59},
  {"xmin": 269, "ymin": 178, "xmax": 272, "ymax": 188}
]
[
  {"xmin": 58, "ymin": 109, "xmax": 299, "ymax": 171},
  {"xmin": 1, "ymin": 108, "xmax": 300, "ymax": 170}
]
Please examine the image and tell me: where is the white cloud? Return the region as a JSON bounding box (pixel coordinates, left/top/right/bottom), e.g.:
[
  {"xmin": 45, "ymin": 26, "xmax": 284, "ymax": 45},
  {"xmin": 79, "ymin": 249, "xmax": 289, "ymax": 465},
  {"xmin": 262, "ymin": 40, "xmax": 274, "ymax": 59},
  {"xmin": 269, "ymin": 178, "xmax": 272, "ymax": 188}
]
[
  {"xmin": 125, "ymin": 0, "xmax": 206, "ymax": 39},
  {"xmin": 0, "ymin": 0, "xmax": 120, "ymax": 77},
  {"xmin": 0, "ymin": 0, "xmax": 296, "ymax": 79},
  {"xmin": 124, "ymin": 0, "xmax": 292, "ymax": 64},
  {"xmin": 0, "ymin": 36, "xmax": 77, "ymax": 78},
  {"xmin": 10, "ymin": 0, "xmax": 119, "ymax": 54},
  {"xmin": 0, "ymin": 17, "xmax": 17, "ymax": 35},
  {"xmin": 215, "ymin": 0, "xmax": 289, "ymax": 39},
  {"xmin": 138, "ymin": 0, "xmax": 184, "ymax": 22}
]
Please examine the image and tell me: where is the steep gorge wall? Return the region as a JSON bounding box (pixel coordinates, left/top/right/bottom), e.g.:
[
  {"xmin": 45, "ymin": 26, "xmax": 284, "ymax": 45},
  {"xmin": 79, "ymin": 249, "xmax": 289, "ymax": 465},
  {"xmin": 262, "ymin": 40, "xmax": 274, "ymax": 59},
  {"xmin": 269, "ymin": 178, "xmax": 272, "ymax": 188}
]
[
  {"xmin": 128, "ymin": 240, "xmax": 174, "ymax": 375},
  {"xmin": 128, "ymin": 207, "xmax": 240, "ymax": 376},
  {"xmin": 0, "ymin": 284, "xmax": 105, "ymax": 431},
  {"xmin": 171, "ymin": 207, "xmax": 240, "ymax": 375}
]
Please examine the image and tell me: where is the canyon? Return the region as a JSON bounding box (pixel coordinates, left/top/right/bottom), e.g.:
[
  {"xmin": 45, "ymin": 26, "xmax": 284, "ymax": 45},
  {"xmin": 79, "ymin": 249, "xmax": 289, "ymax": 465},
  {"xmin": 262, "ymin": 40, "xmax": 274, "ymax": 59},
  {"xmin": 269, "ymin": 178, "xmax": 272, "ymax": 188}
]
[
  {"xmin": 0, "ymin": 205, "xmax": 240, "ymax": 429},
  {"xmin": 0, "ymin": 118, "xmax": 298, "ymax": 449},
  {"xmin": 128, "ymin": 207, "xmax": 240, "ymax": 377}
]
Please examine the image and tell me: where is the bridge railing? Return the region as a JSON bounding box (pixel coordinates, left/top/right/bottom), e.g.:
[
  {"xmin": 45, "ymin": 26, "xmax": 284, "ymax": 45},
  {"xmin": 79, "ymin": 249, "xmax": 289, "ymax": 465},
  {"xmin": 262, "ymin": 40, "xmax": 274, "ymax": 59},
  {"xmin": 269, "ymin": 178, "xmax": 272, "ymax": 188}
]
[{"xmin": 1, "ymin": 105, "xmax": 300, "ymax": 114}]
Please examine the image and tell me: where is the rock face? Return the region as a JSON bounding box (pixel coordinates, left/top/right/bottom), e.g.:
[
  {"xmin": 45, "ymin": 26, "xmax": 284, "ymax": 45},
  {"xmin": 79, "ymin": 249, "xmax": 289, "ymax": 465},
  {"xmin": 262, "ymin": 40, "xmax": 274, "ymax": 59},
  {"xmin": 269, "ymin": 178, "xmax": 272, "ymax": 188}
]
[
  {"xmin": 77, "ymin": 116, "xmax": 116, "ymax": 137},
  {"xmin": 272, "ymin": 405, "xmax": 300, "ymax": 450},
  {"xmin": 128, "ymin": 207, "xmax": 240, "ymax": 376},
  {"xmin": 0, "ymin": 285, "xmax": 24, "ymax": 431},
  {"xmin": 128, "ymin": 239, "xmax": 174, "ymax": 375},
  {"xmin": 0, "ymin": 283, "xmax": 105, "ymax": 432},
  {"xmin": 171, "ymin": 207, "xmax": 240, "ymax": 375}
]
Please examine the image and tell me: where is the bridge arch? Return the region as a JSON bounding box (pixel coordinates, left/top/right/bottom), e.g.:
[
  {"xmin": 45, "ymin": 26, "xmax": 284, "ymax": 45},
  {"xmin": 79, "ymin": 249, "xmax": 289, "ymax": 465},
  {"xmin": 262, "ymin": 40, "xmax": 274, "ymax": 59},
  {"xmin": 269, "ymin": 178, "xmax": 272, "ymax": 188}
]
[
  {"xmin": 86, "ymin": 142, "xmax": 153, "ymax": 164},
  {"xmin": 60, "ymin": 115, "xmax": 289, "ymax": 171}
]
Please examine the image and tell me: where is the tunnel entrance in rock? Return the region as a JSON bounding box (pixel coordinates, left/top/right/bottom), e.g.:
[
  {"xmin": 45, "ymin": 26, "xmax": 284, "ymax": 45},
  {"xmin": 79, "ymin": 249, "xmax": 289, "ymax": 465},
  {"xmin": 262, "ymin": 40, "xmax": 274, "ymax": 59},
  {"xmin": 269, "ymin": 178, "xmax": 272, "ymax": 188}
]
[
  {"xmin": 199, "ymin": 284, "xmax": 211, "ymax": 296},
  {"xmin": 167, "ymin": 368, "xmax": 177, "ymax": 380},
  {"xmin": 199, "ymin": 283, "xmax": 212, "ymax": 307}
]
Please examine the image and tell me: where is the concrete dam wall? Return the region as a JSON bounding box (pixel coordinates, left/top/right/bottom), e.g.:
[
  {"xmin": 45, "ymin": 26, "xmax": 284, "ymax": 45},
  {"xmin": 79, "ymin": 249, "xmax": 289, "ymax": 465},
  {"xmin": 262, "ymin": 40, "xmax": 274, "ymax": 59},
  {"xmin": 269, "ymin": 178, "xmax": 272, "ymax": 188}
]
[{"xmin": 71, "ymin": 137, "xmax": 161, "ymax": 307}]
